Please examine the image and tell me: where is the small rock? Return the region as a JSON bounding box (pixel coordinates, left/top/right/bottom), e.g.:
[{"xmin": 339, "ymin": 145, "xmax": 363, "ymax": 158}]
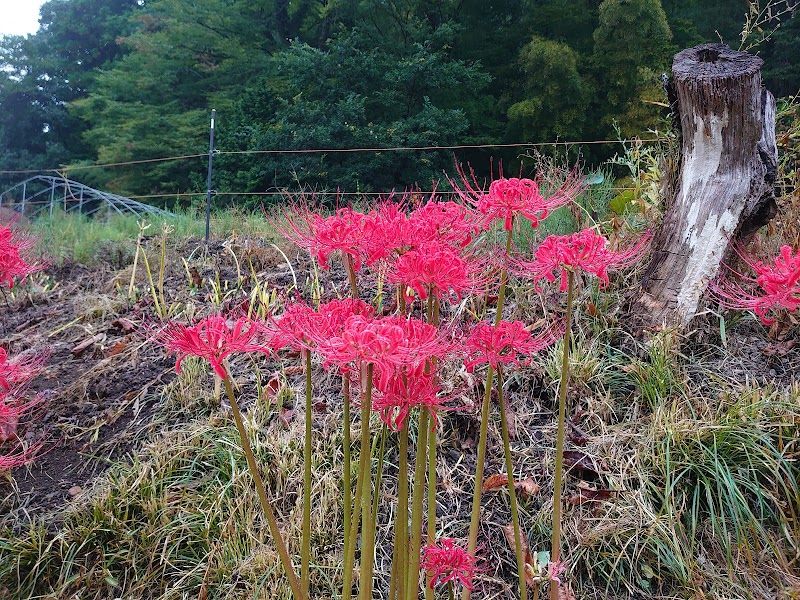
[{"xmin": 68, "ymin": 486, "xmax": 82, "ymax": 497}]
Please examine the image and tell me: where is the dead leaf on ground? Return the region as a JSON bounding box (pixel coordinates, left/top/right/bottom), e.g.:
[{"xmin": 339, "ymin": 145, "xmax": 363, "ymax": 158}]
[
  {"xmin": 567, "ymin": 420, "xmax": 589, "ymax": 446},
  {"xmin": 104, "ymin": 340, "xmax": 128, "ymax": 358},
  {"xmin": 762, "ymin": 339, "xmax": 797, "ymax": 357},
  {"xmin": 279, "ymin": 407, "xmax": 295, "ymax": 427},
  {"xmin": 482, "ymin": 473, "xmax": 509, "ymax": 493},
  {"xmin": 263, "ymin": 375, "xmax": 282, "ymax": 403},
  {"xmin": 515, "ymin": 477, "xmax": 541, "ymax": 498},
  {"xmin": 313, "ymin": 401, "xmax": 328, "ymax": 413},
  {"xmin": 110, "ymin": 318, "xmax": 135, "ymax": 332},
  {"xmin": 283, "ymin": 365, "xmax": 304, "ymax": 375},
  {"xmin": 501, "ymin": 522, "xmax": 537, "ymax": 588},
  {"xmin": 567, "ymin": 487, "xmax": 615, "ymax": 505},
  {"xmin": 484, "ymin": 474, "xmax": 541, "ymax": 497},
  {"xmin": 562, "ymin": 450, "xmax": 601, "ymax": 476}
]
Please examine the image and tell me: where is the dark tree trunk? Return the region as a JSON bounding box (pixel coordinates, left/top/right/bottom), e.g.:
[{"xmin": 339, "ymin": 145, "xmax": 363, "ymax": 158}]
[{"xmin": 634, "ymin": 43, "xmax": 778, "ymax": 330}]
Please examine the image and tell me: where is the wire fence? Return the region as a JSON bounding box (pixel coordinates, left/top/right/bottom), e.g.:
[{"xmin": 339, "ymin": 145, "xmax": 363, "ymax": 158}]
[
  {"xmin": 0, "ymin": 137, "xmax": 668, "ymax": 177},
  {"xmin": 0, "ymin": 135, "xmax": 668, "ymax": 224}
]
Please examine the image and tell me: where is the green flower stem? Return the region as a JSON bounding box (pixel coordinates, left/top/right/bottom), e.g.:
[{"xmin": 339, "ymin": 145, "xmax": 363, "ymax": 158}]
[
  {"xmin": 549, "ymin": 270, "xmax": 574, "ymax": 600},
  {"xmin": 358, "ymin": 363, "xmax": 376, "ymax": 600},
  {"xmin": 341, "ymin": 445, "xmax": 365, "ymax": 600},
  {"xmin": 222, "ymin": 376, "xmax": 305, "ymax": 600},
  {"xmin": 398, "ymin": 425, "xmax": 409, "ymax": 599},
  {"xmin": 302, "ymin": 349, "xmax": 313, "ymax": 597},
  {"xmin": 372, "ymin": 423, "xmax": 388, "ymax": 538},
  {"xmin": 342, "ymin": 373, "xmax": 353, "ymax": 580},
  {"xmin": 448, "ymin": 582, "xmax": 456, "ymax": 600},
  {"xmin": 463, "ymin": 227, "xmax": 514, "ymax": 600},
  {"xmin": 425, "ymin": 294, "xmax": 440, "ymax": 599},
  {"xmin": 406, "ymin": 408, "xmax": 430, "ymax": 600},
  {"xmin": 497, "ymin": 366, "xmax": 527, "ymax": 600}
]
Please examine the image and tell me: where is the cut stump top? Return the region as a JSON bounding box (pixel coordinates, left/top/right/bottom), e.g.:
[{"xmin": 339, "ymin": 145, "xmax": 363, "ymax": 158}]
[{"xmin": 673, "ymin": 43, "xmax": 763, "ymax": 82}]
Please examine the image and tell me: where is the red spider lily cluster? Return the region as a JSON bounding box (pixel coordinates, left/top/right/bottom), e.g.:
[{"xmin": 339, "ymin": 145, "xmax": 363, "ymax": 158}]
[
  {"xmin": 513, "ymin": 228, "xmax": 652, "ymax": 290},
  {"xmin": 0, "ymin": 225, "xmax": 43, "ymax": 288},
  {"xmin": 148, "ymin": 167, "xmax": 651, "ymax": 600},
  {"xmin": 711, "ymin": 244, "xmax": 800, "ymax": 325},
  {"xmin": 421, "ymin": 538, "xmax": 477, "ymax": 591},
  {"xmin": 0, "ymin": 226, "xmax": 50, "ymax": 471}
]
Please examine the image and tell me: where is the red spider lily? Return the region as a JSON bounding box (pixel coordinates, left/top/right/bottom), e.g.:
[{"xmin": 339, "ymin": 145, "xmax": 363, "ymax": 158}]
[
  {"xmin": 318, "ymin": 315, "xmax": 449, "ymax": 373},
  {"xmin": 362, "ymin": 198, "xmax": 416, "ymax": 264},
  {"xmin": 154, "ymin": 314, "xmax": 270, "ymax": 379},
  {"xmin": 387, "ymin": 240, "xmax": 489, "ymax": 303},
  {"xmin": 514, "ymin": 228, "xmax": 650, "ymax": 291},
  {"xmin": 371, "ymin": 363, "xmax": 444, "ymax": 431},
  {"xmin": 274, "ymin": 202, "xmax": 368, "ymax": 271},
  {"xmin": 0, "ymin": 438, "xmax": 48, "ymax": 471},
  {"xmin": 408, "ymin": 199, "xmax": 484, "ymax": 248},
  {"xmin": 0, "ymin": 225, "xmax": 43, "ymax": 288},
  {"xmin": 463, "ymin": 320, "xmax": 562, "ymax": 373},
  {"xmin": 0, "ymin": 348, "xmax": 47, "ymax": 392},
  {"xmin": 421, "ymin": 538, "xmax": 477, "ymax": 591},
  {"xmin": 269, "ymin": 298, "xmax": 375, "ymax": 354},
  {"xmin": 451, "ymin": 165, "xmax": 584, "ymax": 231},
  {"xmin": 711, "ymin": 244, "xmax": 800, "ymax": 325}
]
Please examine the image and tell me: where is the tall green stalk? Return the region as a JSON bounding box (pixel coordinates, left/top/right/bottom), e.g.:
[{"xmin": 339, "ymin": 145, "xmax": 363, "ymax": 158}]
[
  {"xmin": 425, "ymin": 293, "xmax": 440, "ymax": 599},
  {"xmin": 358, "ymin": 363, "xmax": 377, "ymax": 600},
  {"xmin": 497, "ymin": 366, "xmax": 527, "ymax": 600},
  {"xmin": 406, "ymin": 408, "xmax": 430, "ymax": 599},
  {"xmin": 463, "ymin": 228, "xmax": 514, "ymax": 600},
  {"xmin": 342, "ymin": 373, "xmax": 353, "ymax": 572},
  {"xmin": 222, "ymin": 376, "xmax": 305, "ymax": 600},
  {"xmin": 549, "ymin": 270, "xmax": 574, "ymax": 600},
  {"xmin": 301, "ymin": 349, "xmax": 313, "ymax": 597}
]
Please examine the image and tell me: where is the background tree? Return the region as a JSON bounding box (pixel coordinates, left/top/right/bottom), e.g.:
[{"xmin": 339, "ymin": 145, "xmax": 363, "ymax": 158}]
[
  {"xmin": 506, "ymin": 37, "xmax": 590, "ymax": 144},
  {"xmin": 591, "ymin": 0, "xmax": 674, "ymax": 137}
]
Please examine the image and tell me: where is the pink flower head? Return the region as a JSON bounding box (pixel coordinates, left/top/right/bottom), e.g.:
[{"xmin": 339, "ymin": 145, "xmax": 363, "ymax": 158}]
[
  {"xmin": 408, "ymin": 200, "xmax": 484, "ymax": 248},
  {"xmin": 319, "ymin": 315, "xmax": 448, "ymax": 373},
  {"xmin": 711, "ymin": 244, "xmax": 800, "ymax": 325},
  {"xmin": 451, "ymin": 165, "xmax": 585, "ymax": 231},
  {"xmin": 372, "ymin": 363, "xmax": 443, "ymax": 431},
  {"xmin": 320, "ymin": 314, "xmax": 406, "ymax": 372},
  {"xmin": 463, "ymin": 320, "xmax": 562, "ymax": 373},
  {"xmin": 421, "ymin": 538, "xmax": 477, "ymax": 591},
  {"xmin": 155, "ymin": 314, "xmax": 269, "ymax": 379},
  {"xmin": 270, "ymin": 298, "xmax": 375, "ymax": 354},
  {"xmin": 362, "ymin": 199, "xmax": 415, "ymax": 264},
  {"xmin": 387, "ymin": 240, "xmax": 488, "ymax": 303},
  {"xmin": 514, "ymin": 228, "xmax": 650, "ymax": 291},
  {"xmin": 0, "ymin": 225, "xmax": 43, "ymax": 288},
  {"xmin": 0, "ymin": 347, "xmax": 46, "ymax": 392},
  {"xmin": 275, "ymin": 202, "xmax": 367, "ymax": 271}
]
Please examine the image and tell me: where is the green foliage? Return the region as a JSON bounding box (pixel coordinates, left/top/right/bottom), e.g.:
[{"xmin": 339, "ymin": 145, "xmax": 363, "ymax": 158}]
[
  {"xmin": 507, "ymin": 37, "xmax": 590, "ymax": 143},
  {"xmin": 592, "ymin": 0, "xmax": 674, "ymax": 136},
  {"xmin": 216, "ymin": 26, "xmax": 488, "ymax": 195}
]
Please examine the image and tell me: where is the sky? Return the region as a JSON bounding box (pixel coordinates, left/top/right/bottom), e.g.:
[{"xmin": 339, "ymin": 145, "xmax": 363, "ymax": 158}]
[{"xmin": 0, "ymin": 0, "xmax": 45, "ymax": 37}]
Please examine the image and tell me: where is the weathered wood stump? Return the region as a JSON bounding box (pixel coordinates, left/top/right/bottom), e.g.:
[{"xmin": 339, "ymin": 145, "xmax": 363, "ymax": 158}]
[{"xmin": 634, "ymin": 43, "xmax": 778, "ymax": 330}]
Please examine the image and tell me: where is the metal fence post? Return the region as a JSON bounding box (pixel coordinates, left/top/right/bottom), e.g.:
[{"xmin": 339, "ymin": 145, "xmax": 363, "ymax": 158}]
[
  {"xmin": 49, "ymin": 179, "xmax": 56, "ymax": 217},
  {"xmin": 21, "ymin": 181, "xmax": 26, "ymax": 215},
  {"xmin": 205, "ymin": 109, "xmax": 216, "ymax": 244}
]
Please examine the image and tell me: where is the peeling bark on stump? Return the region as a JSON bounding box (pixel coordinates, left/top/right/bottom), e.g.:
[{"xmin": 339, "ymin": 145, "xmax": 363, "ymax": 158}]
[{"xmin": 635, "ymin": 43, "xmax": 777, "ymax": 330}]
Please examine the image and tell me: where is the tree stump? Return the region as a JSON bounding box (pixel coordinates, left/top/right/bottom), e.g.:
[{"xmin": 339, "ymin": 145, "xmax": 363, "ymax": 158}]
[{"xmin": 634, "ymin": 43, "xmax": 778, "ymax": 330}]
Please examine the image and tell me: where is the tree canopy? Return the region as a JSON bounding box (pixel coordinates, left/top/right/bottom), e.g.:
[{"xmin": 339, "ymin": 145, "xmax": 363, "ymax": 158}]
[{"xmin": 0, "ymin": 0, "xmax": 796, "ymax": 201}]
